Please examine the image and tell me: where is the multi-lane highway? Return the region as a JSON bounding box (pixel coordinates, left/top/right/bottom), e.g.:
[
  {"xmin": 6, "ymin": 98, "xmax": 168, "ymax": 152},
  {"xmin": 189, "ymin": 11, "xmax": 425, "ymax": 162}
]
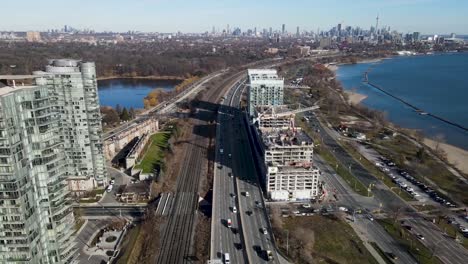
[
  {"xmin": 211, "ymin": 79, "xmax": 248, "ymax": 263},
  {"xmin": 156, "ymin": 67, "xmax": 254, "ymax": 264},
  {"xmin": 211, "ymin": 72, "xmax": 280, "ymax": 263}
]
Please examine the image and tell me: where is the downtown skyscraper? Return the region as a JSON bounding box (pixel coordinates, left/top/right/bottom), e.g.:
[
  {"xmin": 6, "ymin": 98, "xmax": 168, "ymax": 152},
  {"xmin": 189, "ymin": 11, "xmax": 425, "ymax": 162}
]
[{"xmin": 0, "ymin": 59, "xmax": 107, "ymax": 263}]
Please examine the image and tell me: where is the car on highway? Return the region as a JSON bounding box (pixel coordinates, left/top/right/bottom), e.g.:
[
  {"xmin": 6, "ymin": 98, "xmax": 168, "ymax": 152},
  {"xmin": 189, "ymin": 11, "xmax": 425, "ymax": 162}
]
[
  {"xmin": 110, "ymin": 178, "xmax": 115, "ymax": 185},
  {"xmin": 416, "ymin": 234, "xmax": 425, "ymax": 240},
  {"xmin": 244, "ymin": 191, "xmax": 250, "ymax": 197},
  {"xmin": 267, "ymin": 250, "xmax": 274, "ymax": 261},
  {"xmin": 261, "ymin": 228, "xmax": 268, "ymax": 235},
  {"xmin": 106, "ymin": 184, "xmax": 113, "ymax": 192},
  {"xmin": 246, "ymin": 210, "xmax": 253, "ymax": 216},
  {"xmin": 367, "ymin": 214, "xmax": 374, "ymax": 221},
  {"xmin": 232, "ymin": 206, "xmax": 237, "ymax": 213},
  {"xmin": 227, "ymin": 219, "xmax": 232, "ymax": 228},
  {"xmin": 224, "ymin": 252, "xmax": 230, "ymax": 264},
  {"xmin": 387, "ymin": 252, "xmax": 398, "ymax": 260}
]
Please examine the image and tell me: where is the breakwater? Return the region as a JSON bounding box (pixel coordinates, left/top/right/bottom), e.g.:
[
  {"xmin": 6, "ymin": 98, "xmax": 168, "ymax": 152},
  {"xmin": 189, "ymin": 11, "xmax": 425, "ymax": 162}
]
[{"xmin": 364, "ymin": 80, "xmax": 468, "ymax": 133}]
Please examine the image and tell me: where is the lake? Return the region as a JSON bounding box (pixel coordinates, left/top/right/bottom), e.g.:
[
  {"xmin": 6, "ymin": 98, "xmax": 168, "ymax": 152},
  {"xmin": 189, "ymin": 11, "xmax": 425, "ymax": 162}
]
[
  {"xmin": 336, "ymin": 52, "xmax": 468, "ymax": 150},
  {"xmin": 97, "ymin": 78, "xmax": 181, "ymax": 109}
]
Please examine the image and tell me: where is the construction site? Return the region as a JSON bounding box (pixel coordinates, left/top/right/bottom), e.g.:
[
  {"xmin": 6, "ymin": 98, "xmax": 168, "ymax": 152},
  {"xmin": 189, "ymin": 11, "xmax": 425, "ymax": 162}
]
[{"xmin": 247, "ymin": 69, "xmax": 322, "ymax": 202}]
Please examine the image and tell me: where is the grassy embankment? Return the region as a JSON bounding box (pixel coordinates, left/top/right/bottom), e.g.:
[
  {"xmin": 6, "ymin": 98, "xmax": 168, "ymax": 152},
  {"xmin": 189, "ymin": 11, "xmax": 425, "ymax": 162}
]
[
  {"xmin": 432, "ymin": 216, "xmax": 468, "ymax": 250},
  {"xmin": 134, "ymin": 131, "xmax": 172, "ymax": 174},
  {"xmin": 378, "ymin": 219, "xmax": 443, "ymax": 264},
  {"xmin": 116, "ymin": 225, "xmax": 142, "ymax": 264},
  {"xmin": 339, "ymin": 140, "xmax": 416, "ymax": 202},
  {"xmin": 369, "ymin": 242, "xmax": 393, "ymax": 264},
  {"xmin": 274, "ymin": 215, "xmax": 378, "ymax": 264},
  {"xmin": 296, "ymin": 117, "xmax": 370, "ymax": 197},
  {"xmin": 373, "ymin": 135, "xmax": 468, "ymax": 205}
]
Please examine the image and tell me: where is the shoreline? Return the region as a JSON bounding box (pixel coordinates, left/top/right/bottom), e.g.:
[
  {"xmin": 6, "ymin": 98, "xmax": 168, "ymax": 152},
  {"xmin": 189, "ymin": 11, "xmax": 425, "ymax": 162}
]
[
  {"xmin": 345, "ymin": 91, "xmax": 368, "ymax": 105},
  {"xmin": 334, "ymin": 55, "xmax": 468, "ymax": 175},
  {"xmin": 423, "ymin": 138, "xmax": 468, "ymax": 175},
  {"xmin": 97, "ymin": 75, "xmax": 185, "ymax": 81}
]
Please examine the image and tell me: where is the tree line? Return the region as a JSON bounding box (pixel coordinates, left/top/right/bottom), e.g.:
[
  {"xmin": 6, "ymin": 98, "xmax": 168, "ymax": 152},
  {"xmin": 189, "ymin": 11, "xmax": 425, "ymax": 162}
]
[
  {"xmin": 101, "ymin": 104, "xmax": 136, "ymax": 127},
  {"xmin": 0, "ymin": 42, "xmax": 270, "ymax": 78}
]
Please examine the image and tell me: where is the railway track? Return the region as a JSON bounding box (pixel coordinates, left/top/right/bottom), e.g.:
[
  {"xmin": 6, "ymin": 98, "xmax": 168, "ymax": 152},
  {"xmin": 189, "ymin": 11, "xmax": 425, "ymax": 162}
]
[
  {"xmin": 156, "ymin": 60, "xmax": 284, "ymax": 264},
  {"xmin": 156, "ymin": 70, "xmax": 244, "ymax": 264}
]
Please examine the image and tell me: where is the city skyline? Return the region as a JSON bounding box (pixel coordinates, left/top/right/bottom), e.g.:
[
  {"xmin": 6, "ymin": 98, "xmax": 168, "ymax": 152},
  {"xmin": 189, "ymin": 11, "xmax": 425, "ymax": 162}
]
[{"xmin": 1, "ymin": 0, "xmax": 467, "ymax": 34}]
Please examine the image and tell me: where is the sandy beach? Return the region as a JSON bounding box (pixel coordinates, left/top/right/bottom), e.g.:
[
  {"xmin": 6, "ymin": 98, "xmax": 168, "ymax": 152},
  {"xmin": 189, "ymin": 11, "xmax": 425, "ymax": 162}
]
[
  {"xmin": 423, "ymin": 138, "xmax": 468, "ymax": 175},
  {"xmin": 345, "ymin": 91, "xmax": 368, "ymax": 105}
]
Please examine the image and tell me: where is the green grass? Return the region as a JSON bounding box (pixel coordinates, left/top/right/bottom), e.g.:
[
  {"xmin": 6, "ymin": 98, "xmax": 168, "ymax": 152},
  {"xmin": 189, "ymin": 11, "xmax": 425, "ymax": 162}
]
[
  {"xmin": 296, "ymin": 117, "xmax": 370, "ymax": 197},
  {"xmin": 433, "ymin": 217, "xmax": 468, "ymax": 250},
  {"xmin": 378, "ymin": 219, "xmax": 443, "ymax": 264},
  {"xmin": 369, "ymin": 242, "xmax": 393, "ymax": 264},
  {"xmin": 134, "ymin": 132, "xmax": 172, "ymax": 174},
  {"xmin": 278, "ymin": 215, "xmax": 378, "ymax": 264},
  {"xmin": 116, "ymin": 225, "xmax": 141, "ymax": 264},
  {"xmin": 374, "ymin": 136, "xmax": 468, "ymax": 205},
  {"xmin": 340, "ymin": 141, "xmax": 415, "ymax": 202}
]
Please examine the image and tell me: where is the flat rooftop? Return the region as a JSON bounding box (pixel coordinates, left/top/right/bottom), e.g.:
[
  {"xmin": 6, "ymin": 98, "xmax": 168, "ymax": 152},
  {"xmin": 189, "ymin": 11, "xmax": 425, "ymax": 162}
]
[
  {"xmin": 263, "ymin": 129, "xmax": 313, "ymax": 148},
  {"xmin": 248, "ymin": 69, "xmax": 283, "ymax": 82}
]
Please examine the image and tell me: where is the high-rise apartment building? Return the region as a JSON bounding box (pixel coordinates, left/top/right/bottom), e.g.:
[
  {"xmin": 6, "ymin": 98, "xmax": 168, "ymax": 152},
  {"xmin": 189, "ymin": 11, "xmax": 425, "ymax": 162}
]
[
  {"xmin": 0, "ymin": 81, "xmax": 76, "ymax": 263},
  {"xmin": 0, "ymin": 59, "xmax": 107, "ymax": 263},
  {"xmin": 282, "ymin": 24, "xmax": 285, "ymax": 35},
  {"xmin": 247, "ymin": 69, "xmax": 284, "ymax": 115},
  {"xmin": 34, "ymin": 60, "xmax": 107, "ymax": 184}
]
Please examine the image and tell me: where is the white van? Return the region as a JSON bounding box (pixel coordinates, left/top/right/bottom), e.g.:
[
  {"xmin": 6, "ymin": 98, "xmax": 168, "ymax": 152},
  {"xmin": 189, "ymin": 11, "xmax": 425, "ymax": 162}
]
[{"xmin": 224, "ymin": 253, "xmax": 230, "ymax": 263}]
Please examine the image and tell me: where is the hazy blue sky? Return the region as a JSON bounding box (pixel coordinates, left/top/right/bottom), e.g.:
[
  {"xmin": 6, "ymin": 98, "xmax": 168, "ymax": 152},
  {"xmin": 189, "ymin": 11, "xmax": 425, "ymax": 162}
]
[{"xmin": 1, "ymin": 0, "xmax": 467, "ymax": 34}]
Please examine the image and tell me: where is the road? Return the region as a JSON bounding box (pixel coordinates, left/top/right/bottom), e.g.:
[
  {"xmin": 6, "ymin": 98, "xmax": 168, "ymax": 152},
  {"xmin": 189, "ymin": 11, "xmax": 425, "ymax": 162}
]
[
  {"xmin": 211, "ymin": 79, "xmax": 248, "ymax": 263},
  {"xmin": 309, "ymin": 112, "xmax": 468, "ymax": 263},
  {"xmin": 74, "ymin": 204, "xmax": 147, "ymax": 218},
  {"xmin": 210, "ymin": 69, "xmax": 281, "ymax": 263},
  {"xmin": 405, "ymin": 218, "xmax": 468, "ymax": 264},
  {"xmin": 156, "ymin": 68, "xmax": 248, "ymax": 264},
  {"xmin": 103, "ymin": 71, "xmax": 223, "ymax": 140},
  {"xmin": 310, "ymin": 113, "xmax": 413, "ymax": 213},
  {"xmin": 314, "ymin": 155, "xmax": 417, "ymax": 263}
]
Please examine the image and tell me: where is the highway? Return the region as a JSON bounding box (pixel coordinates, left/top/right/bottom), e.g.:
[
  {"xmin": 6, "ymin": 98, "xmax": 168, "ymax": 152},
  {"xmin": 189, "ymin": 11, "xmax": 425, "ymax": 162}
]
[
  {"xmin": 211, "ymin": 70, "xmax": 280, "ymax": 263},
  {"xmin": 156, "ymin": 68, "xmax": 251, "ymax": 264},
  {"xmin": 211, "ymin": 79, "xmax": 248, "ymax": 263}
]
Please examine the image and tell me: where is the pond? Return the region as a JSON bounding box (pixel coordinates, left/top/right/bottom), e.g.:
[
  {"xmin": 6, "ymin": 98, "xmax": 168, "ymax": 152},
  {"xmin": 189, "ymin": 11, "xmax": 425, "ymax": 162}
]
[{"xmin": 97, "ymin": 78, "xmax": 181, "ymax": 109}]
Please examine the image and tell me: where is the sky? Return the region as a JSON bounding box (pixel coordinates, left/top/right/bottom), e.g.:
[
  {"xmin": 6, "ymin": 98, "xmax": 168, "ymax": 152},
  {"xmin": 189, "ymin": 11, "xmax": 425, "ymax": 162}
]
[{"xmin": 1, "ymin": 0, "xmax": 467, "ymax": 34}]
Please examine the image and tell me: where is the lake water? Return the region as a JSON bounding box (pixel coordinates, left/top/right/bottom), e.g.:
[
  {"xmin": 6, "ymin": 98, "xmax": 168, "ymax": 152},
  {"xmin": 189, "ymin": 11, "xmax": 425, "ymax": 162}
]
[
  {"xmin": 336, "ymin": 52, "xmax": 468, "ymax": 150},
  {"xmin": 97, "ymin": 78, "xmax": 180, "ymax": 109}
]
